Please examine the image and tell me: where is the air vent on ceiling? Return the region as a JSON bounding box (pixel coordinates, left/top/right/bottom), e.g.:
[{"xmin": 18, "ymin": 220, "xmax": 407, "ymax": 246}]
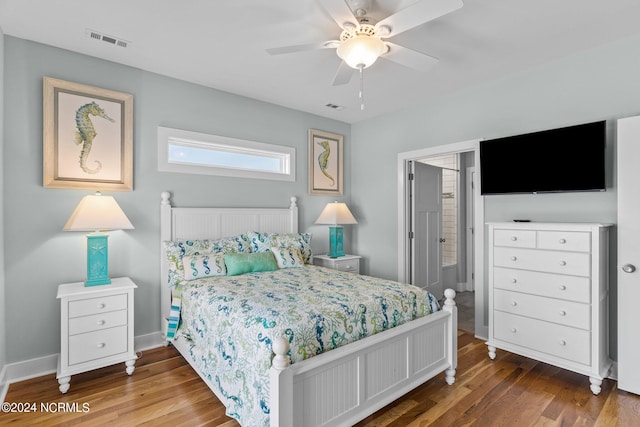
[
  {"xmin": 86, "ymin": 29, "xmax": 130, "ymax": 48},
  {"xmin": 325, "ymin": 103, "xmax": 345, "ymax": 110}
]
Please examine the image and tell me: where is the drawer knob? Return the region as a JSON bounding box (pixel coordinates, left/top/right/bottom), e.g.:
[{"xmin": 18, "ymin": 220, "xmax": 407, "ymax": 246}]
[
  {"xmin": 97, "ymin": 343, "xmax": 106, "ymax": 348},
  {"xmin": 511, "ymin": 256, "xmax": 517, "ymax": 261},
  {"xmin": 511, "ymin": 236, "xmax": 518, "ymax": 241},
  {"xmin": 511, "ymin": 328, "xmax": 517, "ymax": 333},
  {"xmin": 559, "ymin": 260, "xmax": 567, "ymax": 266},
  {"xmin": 97, "ymin": 320, "xmax": 106, "ymax": 326},
  {"xmin": 559, "ymin": 238, "xmax": 567, "ymax": 244},
  {"xmin": 559, "ymin": 310, "xmax": 566, "ymax": 316},
  {"xmin": 97, "ymin": 303, "xmax": 106, "ymax": 309},
  {"xmin": 560, "ymin": 340, "xmax": 567, "ymax": 346},
  {"xmin": 511, "ymin": 301, "xmax": 518, "ymax": 307},
  {"xmin": 559, "ymin": 285, "xmax": 567, "ymax": 290},
  {"xmin": 511, "ymin": 278, "xmax": 517, "ymax": 284}
]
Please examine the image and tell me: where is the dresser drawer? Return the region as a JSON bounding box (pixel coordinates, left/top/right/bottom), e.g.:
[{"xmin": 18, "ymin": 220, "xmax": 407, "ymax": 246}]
[
  {"xmin": 538, "ymin": 231, "xmax": 591, "ymax": 252},
  {"xmin": 69, "ymin": 294, "xmax": 128, "ymax": 318},
  {"xmin": 68, "ymin": 325, "xmax": 128, "ymax": 365},
  {"xmin": 493, "ymin": 247, "xmax": 591, "ymax": 277},
  {"xmin": 493, "ymin": 229, "xmax": 536, "ymax": 248},
  {"xmin": 493, "ymin": 311, "xmax": 590, "ymax": 365},
  {"xmin": 494, "ymin": 289, "xmax": 590, "ymax": 330},
  {"xmin": 68, "ymin": 309, "xmax": 127, "ymax": 336},
  {"xmin": 493, "ymin": 267, "xmax": 591, "ymax": 303}
]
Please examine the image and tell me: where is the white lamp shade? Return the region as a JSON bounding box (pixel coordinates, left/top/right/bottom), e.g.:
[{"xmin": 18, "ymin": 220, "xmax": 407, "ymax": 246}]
[
  {"xmin": 315, "ymin": 202, "xmax": 358, "ymax": 225},
  {"xmin": 64, "ymin": 193, "xmax": 134, "ymax": 232},
  {"xmin": 337, "ymin": 35, "xmax": 386, "ymax": 69}
]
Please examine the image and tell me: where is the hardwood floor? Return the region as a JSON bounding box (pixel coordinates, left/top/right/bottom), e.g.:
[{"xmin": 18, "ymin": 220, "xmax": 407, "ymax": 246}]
[{"xmin": 2, "ymin": 331, "xmax": 638, "ymax": 426}]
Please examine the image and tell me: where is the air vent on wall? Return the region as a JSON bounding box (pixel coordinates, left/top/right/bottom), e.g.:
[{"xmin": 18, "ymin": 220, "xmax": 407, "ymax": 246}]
[
  {"xmin": 86, "ymin": 29, "xmax": 130, "ymax": 48},
  {"xmin": 325, "ymin": 103, "xmax": 345, "ymax": 110}
]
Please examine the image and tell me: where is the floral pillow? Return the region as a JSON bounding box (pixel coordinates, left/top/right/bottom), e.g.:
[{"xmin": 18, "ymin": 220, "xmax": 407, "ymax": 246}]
[
  {"xmin": 270, "ymin": 247, "xmax": 305, "ymax": 269},
  {"xmin": 247, "ymin": 231, "xmax": 313, "ymax": 264},
  {"xmin": 183, "ymin": 253, "xmax": 227, "ymax": 280},
  {"xmin": 164, "ymin": 235, "xmax": 252, "ymax": 287}
]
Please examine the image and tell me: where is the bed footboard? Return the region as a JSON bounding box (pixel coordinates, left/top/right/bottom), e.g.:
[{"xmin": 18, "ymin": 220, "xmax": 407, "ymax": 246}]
[{"xmin": 270, "ymin": 289, "xmax": 457, "ymax": 427}]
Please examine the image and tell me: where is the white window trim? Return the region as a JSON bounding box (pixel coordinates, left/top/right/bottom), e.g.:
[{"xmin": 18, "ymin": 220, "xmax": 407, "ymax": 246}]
[{"xmin": 158, "ymin": 126, "xmax": 296, "ymax": 182}]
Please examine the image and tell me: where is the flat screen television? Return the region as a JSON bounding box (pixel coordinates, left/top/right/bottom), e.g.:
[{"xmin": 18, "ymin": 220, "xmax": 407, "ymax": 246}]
[{"xmin": 480, "ymin": 121, "xmax": 606, "ymax": 195}]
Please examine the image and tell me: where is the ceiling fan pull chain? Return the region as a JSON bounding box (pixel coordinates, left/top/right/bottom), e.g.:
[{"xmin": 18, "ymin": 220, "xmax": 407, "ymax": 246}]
[{"xmin": 359, "ymin": 66, "xmax": 365, "ymax": 110}]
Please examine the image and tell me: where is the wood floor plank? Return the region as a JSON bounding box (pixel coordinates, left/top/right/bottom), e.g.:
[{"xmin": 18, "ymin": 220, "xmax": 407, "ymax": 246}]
[{"xmin": 2, "ymin": 332, "xmax": 638, "ymax": 426}]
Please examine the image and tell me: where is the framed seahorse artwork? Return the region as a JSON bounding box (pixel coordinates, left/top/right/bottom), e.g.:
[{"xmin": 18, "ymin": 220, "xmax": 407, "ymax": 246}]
[
  {"xmin": 308, "ymin": 129, "xmax": 343, "ymax": 196},
  {"xmin": 43, "ymin": 77, "xmax": 133, "ymax": 191}
]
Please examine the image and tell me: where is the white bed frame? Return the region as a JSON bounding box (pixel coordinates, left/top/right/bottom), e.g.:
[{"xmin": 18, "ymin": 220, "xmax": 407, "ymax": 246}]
[{"xmin": 160, "ymin": 192, "xmax": 457, "ymax": 427}]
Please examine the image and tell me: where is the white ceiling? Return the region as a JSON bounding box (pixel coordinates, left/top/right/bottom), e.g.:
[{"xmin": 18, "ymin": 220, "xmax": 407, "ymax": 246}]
[{"xmin": 1, "ymin": 0, "xmax": 640, "ymax": 123}]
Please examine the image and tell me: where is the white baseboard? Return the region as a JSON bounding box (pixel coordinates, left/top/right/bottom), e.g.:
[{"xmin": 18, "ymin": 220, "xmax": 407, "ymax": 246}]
[
  {"xmin": 0, "ymin": 330, "xmax": 165, "ymax": 403},
  {"xmin": 134, "ymin": 331, "xmax": 165, "ymax": 353}
]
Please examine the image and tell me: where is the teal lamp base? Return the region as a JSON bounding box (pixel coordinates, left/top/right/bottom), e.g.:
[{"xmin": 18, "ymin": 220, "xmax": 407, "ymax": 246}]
[
  {"xmin": 327, "ymin": 225, "xmax": 345, "ymax": 258},
  {"xmin": 85, "ymin": 233, "xmax": 111, "ymax": 286}
]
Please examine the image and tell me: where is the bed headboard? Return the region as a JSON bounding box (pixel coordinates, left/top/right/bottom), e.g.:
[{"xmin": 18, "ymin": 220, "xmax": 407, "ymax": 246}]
[{"xmin": 159, "ymin": 191, "xmax": 298, "ymax": 324}]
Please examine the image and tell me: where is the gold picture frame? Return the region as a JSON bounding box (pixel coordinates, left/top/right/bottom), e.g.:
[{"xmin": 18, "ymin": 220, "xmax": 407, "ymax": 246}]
[
  {"xmin": 43, "ymin": 77, "xmax": 133, "ymax": 191},
  {"xmin": 308, "ymin": 129, "xmax": 343, "ymax": 196}
]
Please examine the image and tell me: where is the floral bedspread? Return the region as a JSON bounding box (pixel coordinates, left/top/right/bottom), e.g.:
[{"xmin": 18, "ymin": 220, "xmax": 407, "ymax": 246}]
[{"xmin": 178, "ymin": 265, "xmax": 440, "ymax": 427}]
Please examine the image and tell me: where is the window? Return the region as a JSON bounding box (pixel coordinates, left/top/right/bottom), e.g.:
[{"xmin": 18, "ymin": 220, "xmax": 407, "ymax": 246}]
[{"xmin": 158, "ymin": 127, "xmax": 295, "ymax": 181}]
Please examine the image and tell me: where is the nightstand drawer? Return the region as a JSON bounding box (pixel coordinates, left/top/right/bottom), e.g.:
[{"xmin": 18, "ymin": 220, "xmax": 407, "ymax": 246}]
[
  {"xmin": 68, "ymin": 325, "xmax": 128, "ymax": 365},
  {"xmin": 333, "ymin": 259, "xmax": 360, "ymax": 273},
  {"xmin": 69, "ymin": 294, "xmax": 128, "ymax": 318},
  {"xmin": 313, "ymin": 255, "xmax": 361, "ymax": 274},
  {"xmin": 68, "ymin": 309, "xmax": 127, "ymax": 335}
]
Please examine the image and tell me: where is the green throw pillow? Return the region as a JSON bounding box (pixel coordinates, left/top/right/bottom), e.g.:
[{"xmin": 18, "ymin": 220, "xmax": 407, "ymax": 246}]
[{"xmin": 224, "ymin": 252, "xmax": 279, "ymax": 276}]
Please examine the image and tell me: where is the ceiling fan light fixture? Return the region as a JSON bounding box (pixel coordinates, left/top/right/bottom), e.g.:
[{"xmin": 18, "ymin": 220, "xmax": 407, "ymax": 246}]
[{"xmin": 336, "ymin": 35, "xmax": 386, "ymax": 69}]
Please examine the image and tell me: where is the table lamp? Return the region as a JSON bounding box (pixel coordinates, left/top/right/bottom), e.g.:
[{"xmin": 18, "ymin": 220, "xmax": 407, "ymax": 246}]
[
  {"xmin": 64, "ymin": 191, "xmax": 134, "ymax": 286},
  {"xmin": 315, "ymin": 201, "xmax": 357, "ymax": 258}
]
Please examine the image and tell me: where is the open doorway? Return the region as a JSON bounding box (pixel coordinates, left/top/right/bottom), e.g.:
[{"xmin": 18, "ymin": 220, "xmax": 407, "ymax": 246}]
[
  {"xmin": 416, "ymin": 153, "xmax": 475, "ymax": 333},
  {"xmin": 397, "ymin": 140, "xmax": 486, "ymax": 339}
]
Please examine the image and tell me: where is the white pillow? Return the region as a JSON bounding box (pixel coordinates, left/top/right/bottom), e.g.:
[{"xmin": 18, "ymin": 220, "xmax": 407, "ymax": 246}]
[{"xmin": 269, "ymin": 247, "xmax": 305, "ymax": 269}]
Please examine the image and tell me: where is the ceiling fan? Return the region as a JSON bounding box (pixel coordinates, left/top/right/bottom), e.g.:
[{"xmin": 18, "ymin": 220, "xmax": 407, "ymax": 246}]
[{"xmin": 266, "ymin": 0, "xmax": 463, "ymax": 88}]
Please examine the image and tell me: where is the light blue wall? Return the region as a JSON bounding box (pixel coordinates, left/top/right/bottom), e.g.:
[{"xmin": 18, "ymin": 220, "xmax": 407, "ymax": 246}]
[
  {"xmin": 0, "ymin": 25, "xmax": 6, "ymax": 372},
  {"xmin": 350, "ymin": 34, "xmax": 640, "ymax": 357},
  {"xmin": 351, "ymin": 35, "xmax": 640, "ymax": 278},
  {"xmin": 4, "ymin": 32, "xmax": 640, "ymax": 366},
  {"xmin": 2, "ymin": 36, "xmax": 350, "ymax": 363}
]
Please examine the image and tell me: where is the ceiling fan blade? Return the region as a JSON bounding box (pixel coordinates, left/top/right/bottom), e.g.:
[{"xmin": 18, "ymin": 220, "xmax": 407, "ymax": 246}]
[
  {"xmin": 332, "ymin": 61, "xmax": 354, "ymax": 85},
  {"xmin": 375, "ymin": 0, "xmax": 463, "ymax": 38},
  {"xmin": 317, "ymin": 0, "xmax": 358, "ymax": 30},
  {"xmin": 266, "ymin": 42, "xmax": 336, "ymax": 55},
  {"xmin": 382, "ymin": 42, "xmax": 439, "ymax": 72}
]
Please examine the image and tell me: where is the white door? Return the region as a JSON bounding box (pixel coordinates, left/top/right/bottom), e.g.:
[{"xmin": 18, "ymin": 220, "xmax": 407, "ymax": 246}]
[
  {"xmin": 411, "ymin": 161, "xmax": 443, "ymax": 298},
  {"xmin": 617, "ymin": 116, "xmax": 640, "ymax": 395}
]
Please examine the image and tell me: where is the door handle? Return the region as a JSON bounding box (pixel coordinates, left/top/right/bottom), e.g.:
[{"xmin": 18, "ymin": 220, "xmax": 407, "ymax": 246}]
[
  {"xmin": 439, "ymin": 238, "xmax": 446, "ymax": 243},
  {"xmin": 622, "ymin": 264, "xmax": 636, "ymax": 273}
]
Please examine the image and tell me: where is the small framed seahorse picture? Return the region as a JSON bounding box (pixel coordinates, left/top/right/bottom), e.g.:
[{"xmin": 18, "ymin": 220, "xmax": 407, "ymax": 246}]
[
  {"xmin": 43, "ymin": 77, "xmax": 133, "ymax": 191},
  {"xmin": 308, "ymin": 129, "xmax": 343, "ymax": 196}
]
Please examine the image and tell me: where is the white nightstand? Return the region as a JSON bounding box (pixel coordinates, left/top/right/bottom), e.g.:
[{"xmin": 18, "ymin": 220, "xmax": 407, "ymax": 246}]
[
  {"xmin": 313, "ymin": 254, "xmax": 361, "ymax": 274},
  {"xmin": 56, "ymin": 277, "xmax": 137, "ymax": 393}
]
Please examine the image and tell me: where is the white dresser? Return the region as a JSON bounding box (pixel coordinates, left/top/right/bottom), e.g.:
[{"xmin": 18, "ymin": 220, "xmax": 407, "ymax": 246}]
[
  {"xmin": 56, "ymin": 277, "xmax": 137, "ymax": 393},
  {"xmin": 486, "ymin": 222, "xmax": 610, "ymax": 394}
]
